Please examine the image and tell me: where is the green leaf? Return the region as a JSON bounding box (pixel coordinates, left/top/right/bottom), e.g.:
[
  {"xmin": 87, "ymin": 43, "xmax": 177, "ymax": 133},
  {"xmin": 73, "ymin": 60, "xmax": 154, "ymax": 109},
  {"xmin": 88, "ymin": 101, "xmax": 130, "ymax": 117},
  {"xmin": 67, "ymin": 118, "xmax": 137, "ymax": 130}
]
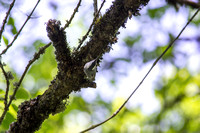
[
  {"xmin": 124, "ymin": 35, "xmax": 141, "ymax": 48},
  {"xmin": 1, "ymin": 112, "xmax": 15, "ymax": 129},
  {"xmin": 2, "ymin": 36, "xmax": 9, "ymax": 46},
  {"xmin": 0, "ymin": 89, "xmax": 4, "ymax": 94},
  {"xmin": 15, "ymin": 88, "xmax": 30, "ymax": 99},
  {"xmin": 7, "ymin": 17, "xmax": 17, "ymax": 35},
  {"xmin": 12, "ymin": 104, "xmax": 18, "ymax": 112},
  {"xmin": 148, "ymin": 6, "xmax": 168, "ymax": 19}
]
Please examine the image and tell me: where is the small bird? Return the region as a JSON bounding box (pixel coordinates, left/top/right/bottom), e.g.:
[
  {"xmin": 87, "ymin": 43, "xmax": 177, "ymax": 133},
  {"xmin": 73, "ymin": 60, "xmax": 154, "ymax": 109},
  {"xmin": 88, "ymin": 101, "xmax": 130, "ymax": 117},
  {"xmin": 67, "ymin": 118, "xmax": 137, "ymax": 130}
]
[{"xmin": 84, "ymin": 57, "xmax": 99, "ymax": 81}]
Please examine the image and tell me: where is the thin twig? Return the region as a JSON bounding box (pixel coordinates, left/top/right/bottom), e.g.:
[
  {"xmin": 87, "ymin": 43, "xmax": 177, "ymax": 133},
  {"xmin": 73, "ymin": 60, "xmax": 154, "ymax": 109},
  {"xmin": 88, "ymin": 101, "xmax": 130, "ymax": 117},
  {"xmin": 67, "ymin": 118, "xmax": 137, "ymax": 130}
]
[
  {"xmin": 180, "ymin": 0, "xmax": 200, "ymax": 8},
  {"xmin": 76, "ymin": 0, "xmax": 106, "ymax": 51},
  {"xmin": 63, "ymin": 0, "xmax": 82, "ymax": 30},
  {"xmin": 0, "ymin": 42, "xmax": 51, "ymax": 125},
  {"xmin": 0, "ymin": 0, "xmax": 41, "ymax": 56},
  {"xmin": 93, "ymin": 0, "xmax": 98, "ymax": 17},
  {"xmin": 0, "ymin": 61, "xmax": 10, "ymax": 109},
  {"xmin": 0, "ymin": 0, "xmax": 16, "ymax": 40},
  {"xmin": 80, "ymin": 7, "xmax": 200, "ymax": 133}
]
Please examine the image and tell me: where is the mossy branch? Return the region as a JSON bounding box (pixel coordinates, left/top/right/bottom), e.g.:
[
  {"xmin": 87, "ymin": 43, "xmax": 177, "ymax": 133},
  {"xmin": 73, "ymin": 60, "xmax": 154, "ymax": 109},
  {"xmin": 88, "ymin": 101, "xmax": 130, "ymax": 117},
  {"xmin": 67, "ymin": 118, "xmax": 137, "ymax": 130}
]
[{"xmin": 7, "ymin": 0, "xmax": 149, "ymax": 132}]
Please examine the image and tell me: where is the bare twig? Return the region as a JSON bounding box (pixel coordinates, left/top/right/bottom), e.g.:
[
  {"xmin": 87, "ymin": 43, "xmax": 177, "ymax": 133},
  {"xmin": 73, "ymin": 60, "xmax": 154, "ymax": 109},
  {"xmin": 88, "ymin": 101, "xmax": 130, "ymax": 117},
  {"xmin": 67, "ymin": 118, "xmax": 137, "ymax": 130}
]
[
  {"xmin": 76, "ymin": 0, "xmax": 105, "ymax": 51},
  {"xmin": 80, "ymin": 7, "xmax": 200, "ymax": 133},
  {"xmin": 63, "ymin": 0, "xmax": 82, "ymax": 30},
  {"xmin": 167, "ymin": 0, "xmax": 200, "ymax": 9},
  {"xmin": 0, "ymin": 42, "xmax": 51, "ymax": 125},
  {"xmin": 0, "ymin": 61, "xmax": 10, "ymax": 109},
  {"xmin": 180, "ymin": 0, "xmax": 200, "ymax": 8},
  {"xmin": 93, "ymin": 0, "xmax": 98, "ymax": 17},
  {"xmin": 0, "ymin": 0, "xmax": 41, "ymax": 56},
  {"xmin": 0, "ymin": 0, "xmax": 16, "ymax": 40}
]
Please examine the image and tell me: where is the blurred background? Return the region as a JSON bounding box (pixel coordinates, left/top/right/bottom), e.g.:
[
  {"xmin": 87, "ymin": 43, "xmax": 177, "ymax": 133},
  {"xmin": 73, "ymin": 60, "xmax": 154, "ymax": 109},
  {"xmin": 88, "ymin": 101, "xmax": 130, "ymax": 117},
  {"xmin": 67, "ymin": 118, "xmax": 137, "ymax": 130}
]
[{"xmin": 0, "ymin": 0, "xmax": 200, "ymax": 132}]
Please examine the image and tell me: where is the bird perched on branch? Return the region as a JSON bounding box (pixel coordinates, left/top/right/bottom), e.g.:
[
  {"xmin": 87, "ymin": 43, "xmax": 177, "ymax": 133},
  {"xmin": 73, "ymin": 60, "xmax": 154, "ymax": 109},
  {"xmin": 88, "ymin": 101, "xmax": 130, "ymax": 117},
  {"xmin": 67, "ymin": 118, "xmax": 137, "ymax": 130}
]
[{"xmin": 84, "ymin": 56, "xmax": 100, "ymax": 81}]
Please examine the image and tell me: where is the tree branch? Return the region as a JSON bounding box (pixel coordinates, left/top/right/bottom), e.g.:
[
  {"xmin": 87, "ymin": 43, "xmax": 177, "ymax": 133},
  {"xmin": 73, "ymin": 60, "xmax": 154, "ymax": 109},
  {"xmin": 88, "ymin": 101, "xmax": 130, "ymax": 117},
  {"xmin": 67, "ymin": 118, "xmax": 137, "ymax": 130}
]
[
  {"xmin": 63, "ymin": 0, "xmax": 82, "ymax": 30},
  {"xmin": 0, "ymin": 60, "xmax": 10, "ymax": 109},
  {"xmin": 75, "ymin": 0, "xmax": 149, "ymax": 63},
  {"xmin": 7, "ymin": 0, "xmax": 150, "ymax": 132},
  {"xmin": 76, "ymin": 0, "xmax": 105, "ymax": 51},
  {"xmin": 93, "ymin": 0, "xmax": 98, "ymax": 16},
  {"xmin": 0, "ymin": 0, "xmax": 16, "ymax": 40}
]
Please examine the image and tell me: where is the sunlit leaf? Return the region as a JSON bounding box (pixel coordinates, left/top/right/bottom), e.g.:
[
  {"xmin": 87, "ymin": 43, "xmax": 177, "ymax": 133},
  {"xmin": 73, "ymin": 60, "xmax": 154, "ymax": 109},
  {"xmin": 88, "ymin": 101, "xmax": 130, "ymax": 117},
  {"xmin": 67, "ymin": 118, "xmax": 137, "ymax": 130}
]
[
  {"xmin": 12, "ymin": 104, "xmax": 18, "ymax": 112},
  {"xmin": 148, "ymin": 6, "xmax": 168, "ymax": 19},
  {"xmin": 2, "ymin": 36, "xmax": 9, "ymax": 46},
  {"xmin": 1, "ymin": 112, "xmax": 15, "ymax": 129},
  {"xmin": 15, "ymin": 88, "xmax": 30, "ymax": 99}
]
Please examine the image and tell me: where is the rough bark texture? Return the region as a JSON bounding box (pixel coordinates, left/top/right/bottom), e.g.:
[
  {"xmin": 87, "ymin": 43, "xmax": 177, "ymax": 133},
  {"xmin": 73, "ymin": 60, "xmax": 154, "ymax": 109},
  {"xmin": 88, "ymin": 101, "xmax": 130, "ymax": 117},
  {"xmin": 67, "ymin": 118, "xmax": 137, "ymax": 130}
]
[{"xmin": 7, "ymin": 0, "xmax": 149, "ymax": 132}]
